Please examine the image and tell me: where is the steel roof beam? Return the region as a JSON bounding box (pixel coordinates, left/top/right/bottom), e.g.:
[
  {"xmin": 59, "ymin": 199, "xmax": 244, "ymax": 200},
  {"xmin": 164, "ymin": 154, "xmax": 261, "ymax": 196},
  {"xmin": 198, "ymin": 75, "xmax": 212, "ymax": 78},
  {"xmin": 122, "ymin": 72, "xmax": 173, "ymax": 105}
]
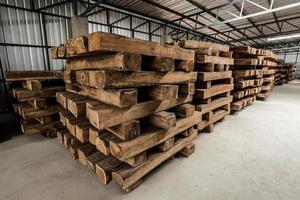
[
  {"xmin": 79, "ymin": 0, "xmax": 225, "ymax": 43},
  {"xmin": 137, "ymin": 0, "xmax": 244, "ymax": 44},
  {"xmin": 170, "ymin": 0, "xmax": 243, "ymax": 23},
  {"xmin": 193, "ymin": 1, "xmax": 300, "ymax": 30},
  {"xmin": 231, "ymin": 3, "xmax": 267, "ymax": 45},
  {"xmin": 79, "ymin": 0, "xmax": 104, "ymax": 17},
  {"xmin": 185, "ymin": 0, "xmax": 258, "ymax": 45},
  {"xmin": 212, "ymin": 15, "xmax": 300, "ymax": 42},
  {"xmin": 36, "ymin": 0, "xmax": 74, "ymax": 11}
]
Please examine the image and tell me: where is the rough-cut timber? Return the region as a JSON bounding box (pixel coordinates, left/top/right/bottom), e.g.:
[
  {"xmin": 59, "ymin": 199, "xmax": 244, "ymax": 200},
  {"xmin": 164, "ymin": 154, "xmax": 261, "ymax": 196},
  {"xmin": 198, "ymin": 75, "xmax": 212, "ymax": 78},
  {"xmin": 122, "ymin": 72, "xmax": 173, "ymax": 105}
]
[
  {"xmin": 14, "ymin": 86, "xmax": 65, "ymax": 102},
  {"xmin": 88, "ymin": 32, "xmax": 195, "ymax": 63},
  {"xmin": 195, "ymin": 84, "xmax": 234, "ymax": 99},
  {"xmin": 66, "ymin": 53, "xmax": 142, "ymax": 72},
  {"xmin": 179, "ymin": 40, "xmax": 230, "ymax": 52},
  {"xmin": 87, "ymin": 95, "xmax": 193, "ymax": 129},
  {"xmin": 5, "ymin": 70, "xmax": 63, "ymax": 81},
  {"xmin": 109, "ymin": 111, "xmax": 202, "ymax": 161},
  {"xmin": 75, "ymin": 70, "xmax": 197, "ymax": 89},
  {"xmin": 80, "ymin": 86, "xmax": 137, "ymax": 108},
  {"xmin": 112, "ymin": 132, "xmax": 197, "ymax": 192}
]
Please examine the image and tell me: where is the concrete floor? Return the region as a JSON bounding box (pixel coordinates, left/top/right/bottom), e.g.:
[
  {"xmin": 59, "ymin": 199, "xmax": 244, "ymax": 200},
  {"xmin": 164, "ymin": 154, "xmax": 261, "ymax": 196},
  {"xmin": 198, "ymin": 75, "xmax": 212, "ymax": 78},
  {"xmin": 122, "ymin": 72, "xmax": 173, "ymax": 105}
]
[{"xmin": 1, "ymin": 81, "xmax": 300, "ymax": 200}]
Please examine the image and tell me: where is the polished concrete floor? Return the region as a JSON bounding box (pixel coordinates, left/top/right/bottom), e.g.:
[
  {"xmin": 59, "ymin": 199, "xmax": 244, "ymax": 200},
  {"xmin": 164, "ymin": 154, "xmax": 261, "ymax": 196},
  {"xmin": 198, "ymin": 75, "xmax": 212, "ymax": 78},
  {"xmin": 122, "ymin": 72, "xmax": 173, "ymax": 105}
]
[{"xmin": 1, "ymin": 80, "xmax": 300, "ymax": 200}]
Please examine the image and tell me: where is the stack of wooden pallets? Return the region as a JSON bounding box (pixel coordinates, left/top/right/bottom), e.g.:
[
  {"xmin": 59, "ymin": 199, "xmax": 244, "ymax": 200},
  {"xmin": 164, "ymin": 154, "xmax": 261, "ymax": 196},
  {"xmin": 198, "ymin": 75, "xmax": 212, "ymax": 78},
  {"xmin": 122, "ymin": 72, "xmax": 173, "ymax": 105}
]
[
  {"xmin": 256, "ymin": 50, "xmax": 278, "ymax": 100},
  {"xmin": 230, "ymin": 46, "xmax": 264, "ymax": 111},
  {"xmin": 274, "ymin": 59, "xmax": 285, "ymax": 86},
  {"xmin": 5, "ymin": 71, "xmax": 65, "ymax": 137},
  {"xmin": 287, "ymin": 64, "xmax": 296, "ymax": 81},
  {"xmin": 179, "ymin": 40, "xmax": 234, "ymax": 133},
  {"xmin": 52, "ymin": 32, "xmax": 202, "ymax": 192}
]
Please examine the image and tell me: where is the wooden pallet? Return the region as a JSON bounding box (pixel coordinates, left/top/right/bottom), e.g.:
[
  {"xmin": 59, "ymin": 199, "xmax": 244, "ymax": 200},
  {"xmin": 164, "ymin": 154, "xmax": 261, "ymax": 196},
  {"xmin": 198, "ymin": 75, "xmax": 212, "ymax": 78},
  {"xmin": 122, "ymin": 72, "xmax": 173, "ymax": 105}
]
[
  {"xmin": 56, "ymin": 92, "xmax": 200, "ymax": 192},
  {"xmin": 5, "ymin": 71, "xmax": 65, "ymax": 136},
  {"xmin": 180, "ymin": 41, "xmax": 234, "ymax": 132},
  {"xmin": 52, "ymin": 33, "xmax": 202, "ymax": 192},
  {"xmin": 230, "ymin": 46, "xmax": 276, "ymax": 111}
]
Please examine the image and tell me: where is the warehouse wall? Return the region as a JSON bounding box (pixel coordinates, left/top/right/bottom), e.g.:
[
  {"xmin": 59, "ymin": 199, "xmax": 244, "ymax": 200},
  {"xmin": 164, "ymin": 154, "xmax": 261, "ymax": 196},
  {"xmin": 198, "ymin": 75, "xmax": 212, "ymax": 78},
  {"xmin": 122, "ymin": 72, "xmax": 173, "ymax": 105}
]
[
  {"xmin": 0, "ymin": 0, "xmax": 208, "ymax": 76},
  {"xmin": 0, "ymin": 0, "xmax": 209, "ymax": 110}
]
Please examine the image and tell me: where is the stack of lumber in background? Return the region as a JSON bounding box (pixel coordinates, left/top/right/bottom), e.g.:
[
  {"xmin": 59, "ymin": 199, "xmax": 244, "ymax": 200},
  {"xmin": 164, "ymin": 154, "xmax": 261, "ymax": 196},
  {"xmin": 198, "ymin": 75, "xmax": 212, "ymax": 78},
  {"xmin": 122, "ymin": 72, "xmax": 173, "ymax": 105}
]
[
  {"xmin": 5, "ymin": 71, "xmax": 65, "ymax": 137},
  {"xmin": 256, "ymin": 50, "xmax": 278, "ymax": 100},
  {"xmin": 230, "ymin": 46, "xmax": 264, "ymax": 112},
  {"xmin": 274, "ymin": 59, "xmax": 285, "ymax": 85},
  {"xmin": 287, "ymin": 64, "xmax": 296, "ymax": 81},
  {"xmin": 51, "ymin": 32, "xmax": 201, "ymax": 192},
  {"xmin": 179, "ymin": 40, "xmax": 234, "ymax": 133}
]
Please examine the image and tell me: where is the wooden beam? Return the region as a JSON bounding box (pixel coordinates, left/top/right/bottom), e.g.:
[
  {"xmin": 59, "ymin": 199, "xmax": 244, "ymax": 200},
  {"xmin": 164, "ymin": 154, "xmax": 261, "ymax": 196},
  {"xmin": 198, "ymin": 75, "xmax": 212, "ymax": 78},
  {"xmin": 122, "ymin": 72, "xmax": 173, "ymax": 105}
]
[
  {"xmin": 5, "ymin": 70, "xmax": 63, "ymax": 81},
  {"xmin": 109, "ymin": 111, "xmax": 202, "ymax": 161},
  {"xmin": 87, "ymin": 95, "xmax": 193, "ymax": 129},
  {"xmin": 75, "ymin": 70, "xmax": 197, "ymax": 88}
]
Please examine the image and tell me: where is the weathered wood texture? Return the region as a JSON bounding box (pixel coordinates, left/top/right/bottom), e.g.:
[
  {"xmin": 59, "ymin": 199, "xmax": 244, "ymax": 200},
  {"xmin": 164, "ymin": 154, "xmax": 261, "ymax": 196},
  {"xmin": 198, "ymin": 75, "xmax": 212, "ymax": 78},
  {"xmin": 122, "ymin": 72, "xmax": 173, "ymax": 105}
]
[{"xmin": 5, "ymin": 71, "xmax": 63, "ymax": 81}]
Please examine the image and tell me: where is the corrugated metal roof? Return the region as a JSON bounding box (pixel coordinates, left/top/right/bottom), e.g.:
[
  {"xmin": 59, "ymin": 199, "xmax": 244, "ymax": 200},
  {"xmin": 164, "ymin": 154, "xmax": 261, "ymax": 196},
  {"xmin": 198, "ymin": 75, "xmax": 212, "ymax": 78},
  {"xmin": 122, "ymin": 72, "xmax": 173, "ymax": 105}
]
[{"xmin": 104, "ymin": 0, "xmax": 300, "ymax": 45}]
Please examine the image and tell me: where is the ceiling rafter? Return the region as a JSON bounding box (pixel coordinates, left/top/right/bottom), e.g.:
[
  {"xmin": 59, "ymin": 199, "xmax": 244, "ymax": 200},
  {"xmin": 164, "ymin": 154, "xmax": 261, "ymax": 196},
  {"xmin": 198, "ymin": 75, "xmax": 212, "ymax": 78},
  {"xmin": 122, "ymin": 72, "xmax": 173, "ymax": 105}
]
[
  {"xmin": 137, "ymin": 0, "xmax": 246, "ymax": 44},
  {"xmin": 185, "ymin": 0, "xmax": 258, "ymax": 46}
]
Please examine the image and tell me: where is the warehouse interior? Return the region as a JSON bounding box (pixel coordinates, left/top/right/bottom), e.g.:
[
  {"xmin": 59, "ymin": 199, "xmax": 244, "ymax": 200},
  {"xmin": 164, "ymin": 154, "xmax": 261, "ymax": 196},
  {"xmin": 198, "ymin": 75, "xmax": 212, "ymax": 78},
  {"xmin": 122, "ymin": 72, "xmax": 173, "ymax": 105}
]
[{"xmin": 0, "ymin": 0, "xmax": 300, "ymax": 199}]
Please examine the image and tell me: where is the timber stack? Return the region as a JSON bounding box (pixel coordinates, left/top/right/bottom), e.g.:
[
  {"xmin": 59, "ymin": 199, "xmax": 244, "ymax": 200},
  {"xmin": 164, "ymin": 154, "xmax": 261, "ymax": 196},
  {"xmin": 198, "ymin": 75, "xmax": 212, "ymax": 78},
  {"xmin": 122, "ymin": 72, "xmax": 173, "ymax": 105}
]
[
  {"xmin": 287, "ymin": 64, "xmax": 296, "ymax": 81},
  {"xmin": 5, "ymin": 70, "xmax": 65, "ymax": 137},
  {"xmin": 179, "ymin": 40, "xmax": 234, "ymax": 133},
  {"xmin": 51, "ymin": 32, "xmax": 201, "ymax": 192},
  {"xmin": 230, "ymin": 46, "xmax": 264, "ymax": 111},
  {"xmin": 275, "ymin": 59, "xmax": 285, "ymax": 85},
  {"xmin": 256, "ymin": 50, "xmax": 278, "ymax": 100}
]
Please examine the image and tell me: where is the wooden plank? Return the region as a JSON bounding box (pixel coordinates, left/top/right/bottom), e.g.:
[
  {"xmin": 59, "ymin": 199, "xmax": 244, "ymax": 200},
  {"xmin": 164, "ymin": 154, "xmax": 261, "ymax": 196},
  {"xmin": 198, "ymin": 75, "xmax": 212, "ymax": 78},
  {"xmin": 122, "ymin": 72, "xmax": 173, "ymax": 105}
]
[
  {"xmin": 195, "ymin": 84, "xmax": 234, "ymax": 99},
  {"xmin": 58, "ymin": 44, "xmax": 66, "ymax": 58},
  {"xmin": 148, "ymin": 111, "xmax": 176, "ymax": 129},
  {"xmin": 75, "ymin": 119, "xmax": 92, "ymax": 143},
  {"xmin": 196, "ymin": 55, "xmax": 234, "ymax": 65},
  {"xmin": 15, "ymin": 86, "xmax": 65, "ymax": 102},
  {"xmin": 234, "ymin": 59, "xmax": 258, "ymax": 66},
  {"xmin": 195, "ymin": 96, "xmax": 233, "ymax": 113},
  {"xmin": 112, "ymin": 132, "xmax": 197, "ymax": 192},
  {"xmin": 66, "ymin": 52, "xmax": 142, "ymax": 73},
  {"xmin": 95, "ymin": 156, "xmax": 123, "ymax": 185},
  {"xmin": 197, "ymin": 71, "xmax": 232, "ymax": 82},
  {"xmin": 35, "ymin": 115, "xmax": 52, "ymax": 124},
  {"xmin": 179, "ymin": 40, "xmax": 229, "ymax": 52},
  {"xmin": 179, "ymin": 143, "xmax": 195, "ymax": 157},
  {"xmin": 95, "ymin": 131, "xmax": 118, "ymax": 156},
  {"xmin": 5, "ymin": 70, "xmax": 63, "ymax": 81},
  {"xmin": 80, "ymin": 86, "xmax": 137, "ymax": 108},
  {"xmin": 27, "ymin": 99, "xmax": 47, "ymax": 109},
  {"xmin": 86, "ymin": 151, "xmax": 107, "ymax": 173},
  {"xmin": 146, "ymin": 85, "xmax": 178, "ymax": 101},
  {"xmin": 20, "ymin": 120, "xmax": 63, "ymax": 136},
  {"xmin": 77, "ymin": 143, "xmax": 97, "ymax": 166},
  {"xmin": 196, "ymin": 109, "xmax": 229, "ymax": 131},
  {"xmin": 142, "ymin": 56, "xmax": 175, "ymax": 72},
  {"xmin": 75, "ymin": 70, "xmax": 197, "ymax": 89},
  {"xmin": 158, "ymin": 137, "xmax": 175, "ymax": 151},
  {"xmin": 57, "ymin": 129, "xmax": 69, "ymax": 144},
  {"xmin": 88, "ymin": 32, "xmax": 195, "ymax": 62},
  {"xmin": 21, "ymin": 105, "xmax": 60, "ymax": 119},
  {"xmin": 51, "ymin": 47, "xmax": 58, "ymax": 59},
  {"xmin": 87, "ymin": 95, "xmax": 193, "ymax": 129},
  {"xmin": 66, "ymin": 36, "xmax": 88, "ymax": 57},
  {"xmin": 175, "ymin": 104, "xmax": 195, "ymax": 117},
  {"xmin": 179, "ymin": 83, "xmax": 195, "ymax": 95},
  {"xmin": 22, "ymin": 80, "xmax": 42, "ymax": 91},
  {"xmin": 123, "ymin": 151, "xmax": 147, "ymax": 167},
  {"xmin": 109, "ymin": 111, "xmax": 202, "ymax": 161},
  {"xmin": 106, "ymin": 120, "xmax": 141, "ymax": 141}
]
